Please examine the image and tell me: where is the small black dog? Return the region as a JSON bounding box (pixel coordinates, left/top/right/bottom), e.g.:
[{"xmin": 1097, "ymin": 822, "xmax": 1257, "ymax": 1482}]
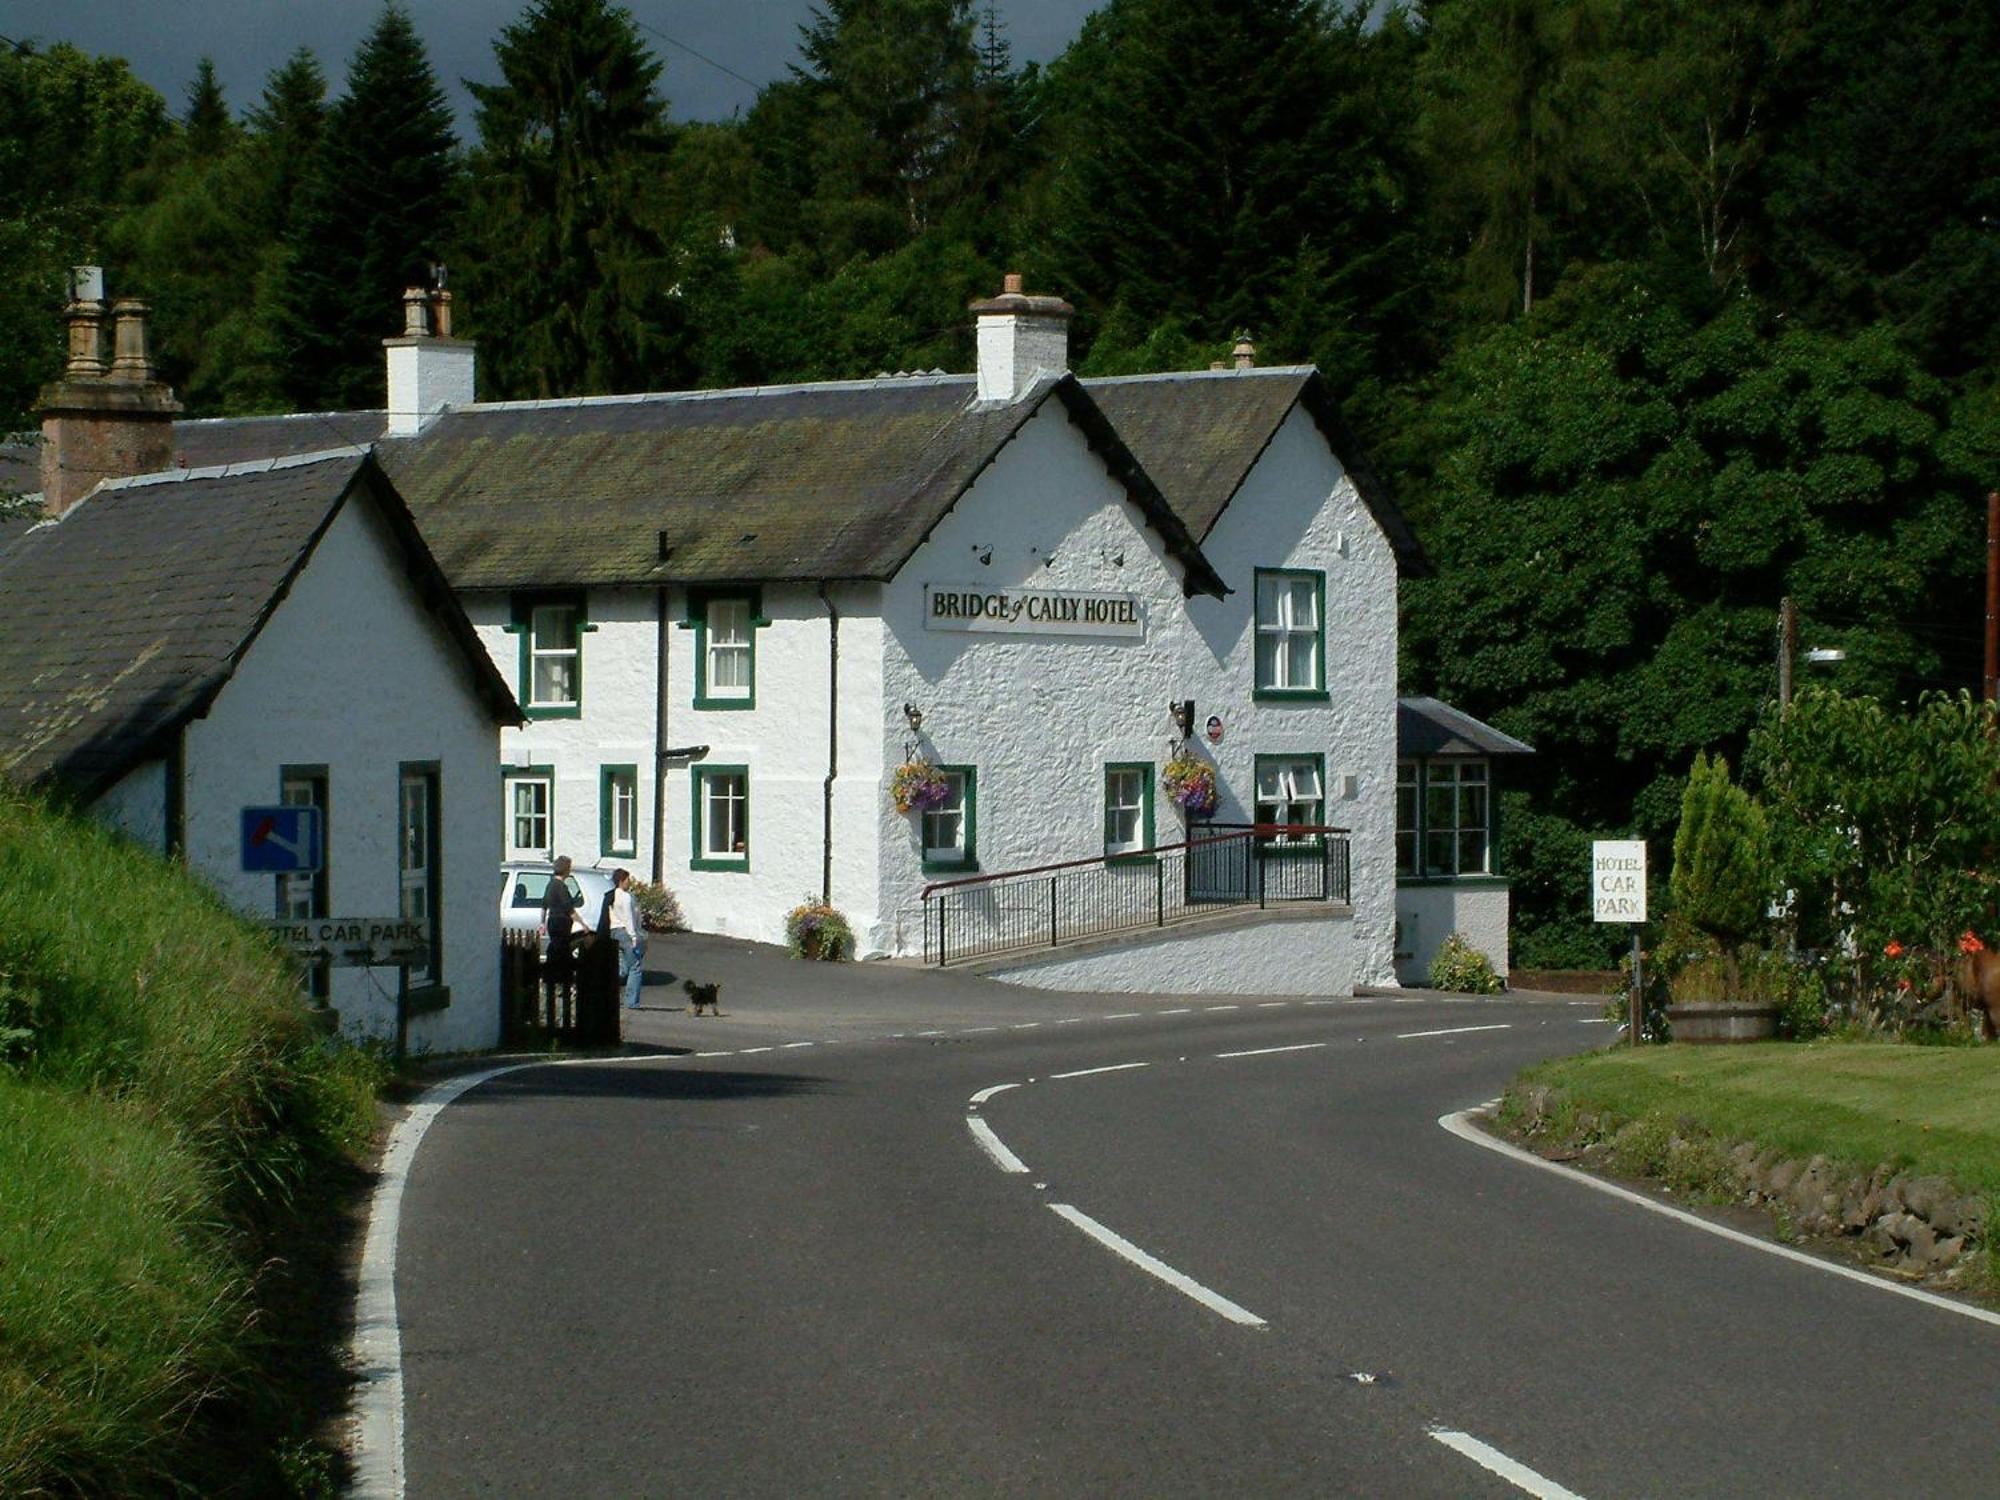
[{"xmin": 683, "ymin": 979, "xmax": 722, "ymax": 1017}]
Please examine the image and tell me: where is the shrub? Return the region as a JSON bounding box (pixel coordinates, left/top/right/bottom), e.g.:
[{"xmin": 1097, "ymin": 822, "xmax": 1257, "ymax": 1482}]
[
  {"xmin": 629, "ymin": 878, "xmax": 684, "ymax": 934},
  {"xmin": 1429, "ymin": 933, "xmax": 1504, "ymax": 994},
  {"xmin": 1670, "ymin": 752, "xmax": 1770, "ymax": 949},
  {"xmin": 785, "ymin": 897, "xmax": 855, "ymax": 961}
]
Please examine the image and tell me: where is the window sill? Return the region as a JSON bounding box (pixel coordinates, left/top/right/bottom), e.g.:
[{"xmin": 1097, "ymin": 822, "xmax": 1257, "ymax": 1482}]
[
  {"xmin": 1397, "ymin": 874, "xmax": 1510, "ymax": 889},
  {"xmin": 601, "ymin": 846, "xmax": 638, "ymax": 861},
  {"xmin": 691, "ymin": 856, "xmax": 750, "ymax": 873},
  {"xmin": 1252, "ymin": 688, "xmax": 1330, "ymax": 703},
  {"xmin": 1105, "ymin": 851, "xmax": 1159, "ymax": 867},
  {"xmin": 922, "ymin": 857, "xmax": 979, "ymax": 876},
  {"xmin": 692, "ymin": 696, "xmax": 755, "ymax": 711},
  {"xmin": 523, "ymin": 705, "xmax": 583, "ymax": 720}
]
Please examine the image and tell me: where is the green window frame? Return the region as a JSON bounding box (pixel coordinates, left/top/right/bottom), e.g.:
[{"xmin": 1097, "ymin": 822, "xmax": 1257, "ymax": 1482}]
[
  {"xmin": 691, "ymin": 764, "xmax": 750, "ymax": 871},
  {"xmin": 920, "ymin": 765, "xmax": 977, "ymax": 874},
  {"xmin": 1103, "ymin": 762, "xmax": 1154, "ymax": 860},
  {"xmin": 505, "ymin": 592, "xmax": 594, "ymax": 720},
  {"xmin": 503, "ymin": 764, "xmax": 555, "ymax": 861},
  {"xmin": 1397, "ymin": 758, "xmax": 1505, "ymax": 884},
  {"xmin": 600, "ymin": 763, "xmax": 639, "ymax": 860},
  {"xmin": 1251, "ymin": 568, "xmax": 1328, "ymax": 702},
  {"xmin": 682, "ymin": 587, "xmax": 766, "ymax": 711},
  {"xmin": 1253, "ymin": 752, "xmax": 1326, "ymax": 854}
]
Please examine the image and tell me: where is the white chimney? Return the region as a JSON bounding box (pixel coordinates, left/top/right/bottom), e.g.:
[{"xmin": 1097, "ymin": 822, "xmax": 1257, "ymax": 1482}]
[
  {"xmin": 383, "ymin": 281, "xmax": 474, "ymax": 437},
  {"xmin": 970, "ymin": 273, "xmax": 1073, "ymax": 403}
]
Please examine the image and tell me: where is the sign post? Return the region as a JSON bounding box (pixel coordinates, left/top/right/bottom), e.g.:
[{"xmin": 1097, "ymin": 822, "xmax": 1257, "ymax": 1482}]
[{"xmin": 1592, "ymin": 839, "xmax": 1648, "ymax": 1045}]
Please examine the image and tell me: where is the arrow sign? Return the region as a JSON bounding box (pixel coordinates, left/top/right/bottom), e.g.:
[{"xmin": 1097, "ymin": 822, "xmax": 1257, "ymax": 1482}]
[{"xmin": 242, "ymin": 806, "xmax": 323, "ymax": 873}]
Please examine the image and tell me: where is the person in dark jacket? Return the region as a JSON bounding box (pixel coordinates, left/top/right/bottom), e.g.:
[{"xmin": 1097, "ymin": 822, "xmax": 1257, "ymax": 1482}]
[{"xmin": 540, "ymin": 854, "xmax": 586, "ymax": 980}]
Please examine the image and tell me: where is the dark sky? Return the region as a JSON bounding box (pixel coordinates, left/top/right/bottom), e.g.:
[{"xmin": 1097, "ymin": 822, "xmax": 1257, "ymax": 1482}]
[{"xmin": 0, "ymin": 1, "xmax": 1100, "ymax": 131}]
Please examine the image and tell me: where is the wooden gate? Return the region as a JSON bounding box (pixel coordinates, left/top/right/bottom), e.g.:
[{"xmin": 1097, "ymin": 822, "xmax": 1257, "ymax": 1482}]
[{"xmin": 501, "ymin": 928, "xmax": 620, "ymax": 1045}]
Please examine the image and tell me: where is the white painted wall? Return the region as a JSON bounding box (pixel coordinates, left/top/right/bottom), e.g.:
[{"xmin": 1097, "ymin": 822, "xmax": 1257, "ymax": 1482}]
[
  {"xmin": 182, "ymin": 492, "xmax": 504, "ymax": 1052},
  {"xmin": 93, "ymin": 758, "xmax": 166, "ymax": 851},
  {"xmin": 985, "ymin": 910, "xmax": 1354, "ymax": 996},
  {"xmin": 1395, "ymin": 883, "xmax": 1512, "ymax": 985}
]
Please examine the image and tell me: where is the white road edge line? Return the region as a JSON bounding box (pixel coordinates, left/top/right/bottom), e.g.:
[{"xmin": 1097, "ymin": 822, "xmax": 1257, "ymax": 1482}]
[
  {"xmin": 966, "ymin": 1115, "xmax": 1030, "ymax": 1174},
  {"xmin": 1428, "ymin": 1427, "xmax": 1587, "ymax": 1500},
  {"xmin": 969, "ymin": 1082, "xmax": 1019, "ymax": 1106},
  {"xmin": 1048, "ymin": 1204, "xmax": 1267, "ymax": 1327},
  {"xmin": 1215, "ymin": 1042, "xmax": 1327, "ymax": 1059},
  {"xmin": 1050, "ymin": 1061, "xmax": 1152, "ymax": 1080},
  {"xmin": 350, "ymin": 1061, "xmax": 536, "ymax": 1499},
  {"xmin": 1398, "ymin": 1023, "xmax": 1512, "ymax": 1040},
  {"xmin": 1439, "ymin": 1107, "xmax": 2000, "ymax": 1331}
]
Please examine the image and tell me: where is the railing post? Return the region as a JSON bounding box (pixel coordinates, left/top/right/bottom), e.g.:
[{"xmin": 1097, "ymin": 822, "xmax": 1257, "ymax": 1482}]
[
  {"xmin": 1049, "ymin": 876, "xmax": 1058, "ymax": 948},
  {"xmin": 1155, "ymin": 856, "xmax": 1165, "ymax": 926},
  {"xmin": 1258, "ymin": 834, "xmax": 1267, "ymax": 910}
]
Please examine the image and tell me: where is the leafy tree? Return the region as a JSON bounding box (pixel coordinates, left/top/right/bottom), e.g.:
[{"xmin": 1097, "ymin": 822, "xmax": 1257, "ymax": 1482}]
[
  {"xmin": 461, "ymin": 0, "xmax": 684, "ymax": 398},
  {"xmin": 1750, "ymin": 691, "xmax": 2000, "ymax": 962},
  {"xmin": 277, "ymin": 4, "xmax": 458, "ymax": 412}
]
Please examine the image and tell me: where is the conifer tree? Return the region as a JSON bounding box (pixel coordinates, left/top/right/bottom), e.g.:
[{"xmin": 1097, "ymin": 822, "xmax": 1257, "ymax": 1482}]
[
  {"xmin": 245, "ymin": 48, "xmax": 328, "ymax": 231},
  {"xmin": 277, "ymin": 4, "xmax": 458, "ymax": 412},
  {"xmin": 463, "ymin": 0, "xmax": 681, "ymax": 397},
  {"xmin": 181, "ymin": 57, "xmax": 236, "ymax": 160}
]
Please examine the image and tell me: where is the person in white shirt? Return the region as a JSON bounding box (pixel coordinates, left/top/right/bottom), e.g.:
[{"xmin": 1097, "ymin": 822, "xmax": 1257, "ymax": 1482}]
[{"xmin": 608, "ymin": 868, "xmax": 646, "ymax": 1009}]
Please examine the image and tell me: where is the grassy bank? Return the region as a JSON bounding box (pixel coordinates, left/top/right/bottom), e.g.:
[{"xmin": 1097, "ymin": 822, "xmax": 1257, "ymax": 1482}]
[
  {"xmin": 1502, "ymin": 1043, "xmax": 2000, "ymax": 1197},
  {"xmin": 0, "ymin": 783, "xmax": 384, "ymax": 1497}
]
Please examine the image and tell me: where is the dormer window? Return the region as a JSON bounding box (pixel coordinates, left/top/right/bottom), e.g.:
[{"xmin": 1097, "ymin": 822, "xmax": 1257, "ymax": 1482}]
[{"xmin": 508, "ymin": 592, "xmax": 590, "ymax": 719}]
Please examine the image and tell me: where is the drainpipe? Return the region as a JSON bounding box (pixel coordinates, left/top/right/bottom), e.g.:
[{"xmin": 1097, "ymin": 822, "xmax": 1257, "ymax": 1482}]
[
  {"xmin": 817, "ymin": 581, "xmax": 840, "ymax": 904},
  {"xmin": 652, "ymin": 584, "xmax": 669, "ymax": 885}
]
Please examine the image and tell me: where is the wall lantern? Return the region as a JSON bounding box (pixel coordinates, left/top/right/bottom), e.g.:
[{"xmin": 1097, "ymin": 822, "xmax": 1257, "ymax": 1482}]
[
  {"xmin": 904, "ymin": 702, "xmax": 924, "ymax": 732},
  {"xmin": 1168, "ymin": 699, "xmax": 1194, "ymax": 738}
]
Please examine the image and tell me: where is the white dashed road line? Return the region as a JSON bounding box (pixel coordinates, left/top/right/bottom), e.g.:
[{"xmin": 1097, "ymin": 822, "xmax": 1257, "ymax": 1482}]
[
  {"xmin": 1205, "ymin": 1004, "xmax": 1240, "ymax": 1012},
  {"xmin": 1049, "ymin": 1204, "xmax": 1267, "ymax": 1327},
  {"xmin": 1397, "ymin": 1024, "xmax": 1512, "ymax": 1040},
  {"xmin": 1159, "ymin": 1007, "xmax": 1193, "ymax": 1015},
  {"xmin": 969, "ymin": 1082, "xmax": 1019, "ymax": 1106},
  {"xmin": 966, "ymin": 1116, "xmax": 1030, "ymax": 1173},
  {"xmin": 1105, "ymin": 1012, "xmax": 1144, "ymax": 1020},
  {"xmin": 1428, "ymin": 1428, "xmax": 1588, "ymax": 1500},
  {"xmin": 1214, "ymin": 1042, "xmax": 1327, "ymax": 1060},
  {"xmin": 1050, "ymin": 1061, "xmax": 1152, "ymax": 1081}
]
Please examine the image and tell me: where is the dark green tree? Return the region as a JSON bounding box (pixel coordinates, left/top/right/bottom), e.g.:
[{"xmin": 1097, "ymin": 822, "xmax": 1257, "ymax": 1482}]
[
  {"xmin": 1669, "ymin": 751, "xmax": 1768, "ymax": 948},
  {"xmin": 245, "ymin": 48, "xmax": 329, "ymax": 230},
  {"xmin": 461, "ymin": 0, "xmax": 684, "ymax": 398},
  {"xmin": 181, "ymin": 57, "xmax": 236, "ymax": 160},
  {"xmin": 277, "ymin": 4, "xmax": 458, "ymax": 412}
]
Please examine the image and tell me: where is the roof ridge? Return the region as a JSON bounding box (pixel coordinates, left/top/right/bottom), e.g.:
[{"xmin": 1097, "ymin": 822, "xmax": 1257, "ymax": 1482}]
[
  {"xmin": 440, "ymin": 372, "xmax": 977, "ymax": 421},
  {"xmin": 1083, "ymin": 366, "xmax": 1315, "ymax": 386},
  {"xmin": 96, "ymin": 446, "xmax": 371, "ymax": 493}
]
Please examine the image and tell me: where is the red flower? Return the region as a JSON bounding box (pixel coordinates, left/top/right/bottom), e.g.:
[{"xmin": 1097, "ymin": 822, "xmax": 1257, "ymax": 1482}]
[
  {"xmin": 1897, "ymin": 979, "xmax": 1913, "ymax": 992},
  {"xmin": 1961, "ymin": 931, "xmax": 1986, "ymax": 954},
  {"xmin": 1884, "ymin": 941, "xmax": 1905, "ymax": 958}
]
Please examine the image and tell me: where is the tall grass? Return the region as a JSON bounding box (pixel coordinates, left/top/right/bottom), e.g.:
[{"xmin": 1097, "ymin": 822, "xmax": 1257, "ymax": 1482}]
[{"xmin": 0, "ymin": 783, "xmax": 384, "ymax": 1495}]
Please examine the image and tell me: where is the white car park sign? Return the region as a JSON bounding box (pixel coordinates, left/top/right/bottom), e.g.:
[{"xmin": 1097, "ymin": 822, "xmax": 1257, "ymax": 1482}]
[{"xmin": 1592, "ymin": 841, "xmax": 1647, "ymax": 923}]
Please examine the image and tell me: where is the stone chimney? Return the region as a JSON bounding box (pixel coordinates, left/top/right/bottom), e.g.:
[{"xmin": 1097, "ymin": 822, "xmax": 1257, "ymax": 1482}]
[
  {"xmin": 383, "ymin": 271, "xmax": 474, "ymax": 437},
  {"xmin": 37, "ymin": 266, "xmax": 182, "ymax": 518},
  {"xmin": 1232, "ymin": 330, "xmax": 1256, "ymax": 371},
  {"xmin": 969, "ymin": 273, "xmax": 1074, "ymax": 403}
]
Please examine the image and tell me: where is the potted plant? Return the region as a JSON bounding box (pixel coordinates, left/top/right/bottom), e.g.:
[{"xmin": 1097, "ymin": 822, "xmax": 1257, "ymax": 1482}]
[
  {"xmin": 891, "ymin": 759, "xmax": 951, "ymax": 815},
  {"xmin": 786, "ymin": 897, "xmax": 855, "ymax": 961},
  {"xmin": 1162, "ymin": 749, "xmax": 1218, "ymax": 817},
  {"xmin": 1663, "ymin": 752, "xmax": 1780, "ymax": 1042}
]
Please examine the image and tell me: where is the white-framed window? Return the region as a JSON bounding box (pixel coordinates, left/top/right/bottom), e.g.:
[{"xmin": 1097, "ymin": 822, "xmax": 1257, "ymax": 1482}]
[
  {"xmin": 601, "ymin": 765, "xmax": 638, "ymax": 859},
  {"xmin": 693, "ymin": 766, "xmax": 749, "ymax": 869},
  {"xmin": 506, "ymin": 770, "xmax": 552, "ymax": 860},
  {"xmin": 1103, "ymin": 764, "xmax": 1152, "ymax": 856},
  {"xmin": 922, "ymin": 767, "xmax": 975, "ymax": 869},
  {"xmin": 1254, "ymin": 754, "xmax": 1324, "ymax": 844},
  {"xmin": 1397, "ymin": 760, "xmax": 1419, "ymax": 877},
  {"xmin": 1253, "ymin": 569, "xmax": 1323, "ymax": 696},
  {"xmin": 529, "ymin": 603, "xmax": 581, "ymax": 709},
  {"xmin": 1423, "ymin": 760, "xmax": 1490, "ymax": 876}
]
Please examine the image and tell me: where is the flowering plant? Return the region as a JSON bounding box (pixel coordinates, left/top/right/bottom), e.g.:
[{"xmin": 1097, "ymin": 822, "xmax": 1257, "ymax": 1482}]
[
  {"xmin": 891, "ymin": 760, "xmax": 951, "ymax": 814},
  {"xmin": 1960, "ymin": 931, "xmax": 1985, "ymax": 955},
  {"xmin": 1162, "ymin": 750, "xmax": 1218, "ymax": 816},
  {"xmin": 785, "ymin": 897, "xmax": 855, "ymax": 961}
]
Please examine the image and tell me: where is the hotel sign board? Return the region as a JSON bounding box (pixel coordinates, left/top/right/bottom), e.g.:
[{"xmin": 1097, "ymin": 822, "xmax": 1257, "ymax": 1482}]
[
  {"xmin": 924, "ymin": 585, "xmax": 1144, "ymax": 640},
  {"xmin": 1591, "ymin": 840, "xmax": 1647, "ymax": 923},
  {"xmin": 267, "ymin": 917, "xmax": 431, "ymax": 967}
]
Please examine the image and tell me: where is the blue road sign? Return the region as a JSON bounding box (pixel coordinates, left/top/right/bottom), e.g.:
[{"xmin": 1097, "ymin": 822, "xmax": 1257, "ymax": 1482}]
[{"xmin": 241, "ymin": 806, "xmax": 323, "ymax": 873}]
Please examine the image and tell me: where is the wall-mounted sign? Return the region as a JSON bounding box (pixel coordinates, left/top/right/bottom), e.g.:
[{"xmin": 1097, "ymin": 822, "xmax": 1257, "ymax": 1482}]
[
  {"xmin": 924, "ymin": 585, "xmax": 1144, "ymax": 639},
  {"xmin": 1205, "ymin": 714, "xmax": 1224, "ymax": 744},
  {"xmin": 241, "ymin": 805, "xmax": 322, "ymax": 873},
  {"xmin": 267, "ymin": 917, "xmax": 431, "ymax": 967},
  {"xmin": 1591, "ymin": 840, "xmax": 1647, "ymax": 923}
]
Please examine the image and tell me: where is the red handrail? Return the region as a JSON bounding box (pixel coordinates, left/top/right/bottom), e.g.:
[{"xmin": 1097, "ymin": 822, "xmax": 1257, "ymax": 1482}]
[{"xmin": 919, "ymin": 823, "xmax": 1351, "ymax": 899}]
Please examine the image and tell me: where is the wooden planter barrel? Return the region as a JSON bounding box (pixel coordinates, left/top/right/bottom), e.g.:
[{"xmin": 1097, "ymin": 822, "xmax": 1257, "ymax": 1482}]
[{"xmin": 1665, "ymin": 1003, "xmax": 1780, "ymax": 1043}]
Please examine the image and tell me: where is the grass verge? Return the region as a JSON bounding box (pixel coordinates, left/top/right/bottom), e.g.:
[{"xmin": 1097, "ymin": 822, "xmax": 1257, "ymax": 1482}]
[{"xmin": 0, "ymin": 783, "xmax": 385, "ymax": 1496}]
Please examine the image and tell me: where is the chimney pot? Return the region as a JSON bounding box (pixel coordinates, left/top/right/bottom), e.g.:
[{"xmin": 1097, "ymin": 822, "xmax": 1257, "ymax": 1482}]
[
  {"xmin": 1002, "ymin": 272, "xmax": 1024, "ymax": 295},
  {"xmin": 108, "ymin": 299, "xmax": 157, "ymax": 382},
  {"xmin": 402, "ymin": 287, "xmax": 432, "ymax": 338},
  {"xmin": 1232, "ymin": 330, "xmax": 1256, "ymax": 371}
]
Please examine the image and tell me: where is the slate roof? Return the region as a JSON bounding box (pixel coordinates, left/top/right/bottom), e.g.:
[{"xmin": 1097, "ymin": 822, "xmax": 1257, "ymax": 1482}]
[
  {"xmin": 1084, "ymin": 368, "xmax": 1428, "ymax": 576},
  {"xmin": 371, "ymin": 373, "xmax": 1227, "ymax": 596},
  {"xmin": 0, "ymin": 451, "xmax": 519, "ymax": 799},
  {"xmin": 1398, "ymin": 696, "xmax": 1535, "ymax": 758}
]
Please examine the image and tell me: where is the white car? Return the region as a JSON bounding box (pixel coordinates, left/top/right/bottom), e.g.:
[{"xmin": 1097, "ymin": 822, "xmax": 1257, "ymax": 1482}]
[{"xmin": 500, "ymin": 862, "xmax": 616, "ymax": 953}]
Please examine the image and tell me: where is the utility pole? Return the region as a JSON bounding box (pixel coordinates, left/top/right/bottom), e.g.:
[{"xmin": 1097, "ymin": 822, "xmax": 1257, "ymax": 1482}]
[
  {"xmin": 1985, "ymin": 492, "xmax": 1998, "ymax": 703},
  {"xmin": 1778, "ymin": 596, "xmax": 1798, "ymax": 709}
]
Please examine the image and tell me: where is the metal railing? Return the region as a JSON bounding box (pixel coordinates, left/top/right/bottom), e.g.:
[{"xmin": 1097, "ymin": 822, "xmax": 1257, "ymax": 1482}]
[{"xmin": 920, "ymin": 824, "xmax": 1350, "ymax": 966}]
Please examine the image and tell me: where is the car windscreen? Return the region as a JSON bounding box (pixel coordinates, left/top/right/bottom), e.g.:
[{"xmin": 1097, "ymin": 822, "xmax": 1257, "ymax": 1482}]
[{"xmin": 510, "ymin": 872, "xmax": 552, "ymax": 908}]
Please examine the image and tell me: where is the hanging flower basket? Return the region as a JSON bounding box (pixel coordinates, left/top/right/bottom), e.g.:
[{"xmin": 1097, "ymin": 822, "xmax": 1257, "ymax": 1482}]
[
  {"xmin": 1162, "ymin": 751, "xmax": 1218, "ymax": 816},
  {"xmin": 892, "ymin": 759, "xmax": 951, "ymax": 814}
]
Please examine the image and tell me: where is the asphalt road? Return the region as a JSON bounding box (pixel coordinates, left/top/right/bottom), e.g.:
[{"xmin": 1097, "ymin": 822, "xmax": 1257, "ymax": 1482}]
[{"xmin": 392, "ymin": 945, "xmax": 2000, "ymax": 1497}]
